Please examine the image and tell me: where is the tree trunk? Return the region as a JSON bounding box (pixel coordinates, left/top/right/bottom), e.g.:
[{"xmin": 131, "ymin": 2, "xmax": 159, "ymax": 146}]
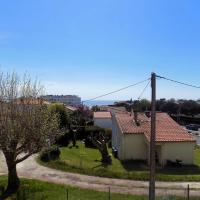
[
  {"xmin": 72, "ymin": 131, "xmax": 76, "ymax": 147},
  {"xmin": 3, "ymin": 152, "xmax": 20, "ymax": 196},
  {"xmin": 6, "ymin": 164, "xmax": 20, "ymax": 193},
  {"xmin": 0, "ymin": 163, "xmax": 20, "ymax": 199},
  {"xmin": 100, "ymin": 143, "xmax": 111, "ymax": 164},
  {"xmin": 90, "ymin": 136, "xmax": 112, "ymax": 165}
]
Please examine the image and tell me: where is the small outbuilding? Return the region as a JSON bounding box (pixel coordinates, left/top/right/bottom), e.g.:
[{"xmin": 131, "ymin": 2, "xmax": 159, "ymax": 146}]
[{"xmin": 93, "ymin": 111, "xmax": 112, "ymax": 129}]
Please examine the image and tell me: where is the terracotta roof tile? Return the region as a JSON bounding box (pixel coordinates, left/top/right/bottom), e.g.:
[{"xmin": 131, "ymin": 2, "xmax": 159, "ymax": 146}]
[
  {"xmin": 115, "ymin": 112, "xmax": 195, "ymax": 142},
  {"xmin": 15, "ymin": 97, "xmax": 50, "ymax": 105},
  {"xmin": 94, "ymin": 111, "xmax": 111, "ymax": 119}
]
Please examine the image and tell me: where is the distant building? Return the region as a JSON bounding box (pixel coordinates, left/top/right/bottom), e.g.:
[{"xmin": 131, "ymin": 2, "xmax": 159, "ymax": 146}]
[
  {"xmin": 93, "ymin": 111, "xmax": 112, "ymax": 129},
  {"xmin": 41, "ymin": 95, "xmax": 81, "ymax": 106},
  {"xmin": 15, "ymin": 97, "xmax": 50, "ymax": 105}
]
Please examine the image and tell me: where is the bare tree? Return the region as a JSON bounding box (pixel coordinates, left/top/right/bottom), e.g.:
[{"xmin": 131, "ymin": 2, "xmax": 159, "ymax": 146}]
[{"xmin": 0, "ymin": 71, "xmax": 60, "ymax": 197}]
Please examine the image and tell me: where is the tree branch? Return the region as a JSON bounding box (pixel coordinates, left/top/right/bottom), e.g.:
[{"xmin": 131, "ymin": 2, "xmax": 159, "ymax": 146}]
[
  {"xmin": 16, "ymin": 144, "xmax": 26, "ymax": 156},
  {"xmin": 15, "ymin": 152, "xmax": 35, "ymax": 164}
]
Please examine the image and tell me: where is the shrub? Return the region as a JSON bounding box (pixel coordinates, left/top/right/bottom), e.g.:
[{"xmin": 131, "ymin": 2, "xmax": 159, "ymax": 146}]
[
  {"xmin": 40, "ymin": 147, "xmax": 61, "ymax": 162},
  {"xmin": 84, "ymin": 126, "xmax": 112, "ymax": 148},
  {"xmin": 85, "ymin": 126, "xmax": 105, "ymax": 137},
  {"xmin": 56, "ymin": 132, "xmax": 70, "ymax": 147}
]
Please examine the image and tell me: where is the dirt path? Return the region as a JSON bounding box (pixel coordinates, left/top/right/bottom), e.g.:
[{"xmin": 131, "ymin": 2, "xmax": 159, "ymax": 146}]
[{"xmin": 0, "ymin": 152, "xmax": 200, "ymax": 197}]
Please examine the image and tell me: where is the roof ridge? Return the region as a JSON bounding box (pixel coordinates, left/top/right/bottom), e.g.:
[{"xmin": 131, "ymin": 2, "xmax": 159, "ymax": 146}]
[{"xmin": 115, "ymin": 112, "xmax": 196, "ymax": 142}]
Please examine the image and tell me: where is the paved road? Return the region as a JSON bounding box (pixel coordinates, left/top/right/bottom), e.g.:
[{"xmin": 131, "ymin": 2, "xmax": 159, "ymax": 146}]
[{"xmin": 1, "ymin": 152, "xmax": 200, "ymax": 197}]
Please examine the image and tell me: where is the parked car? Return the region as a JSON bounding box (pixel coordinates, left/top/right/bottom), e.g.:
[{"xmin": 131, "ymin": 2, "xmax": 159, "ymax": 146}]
[{"xmin": 186, "ymin": 124, "xmax": 200, "ymax": 131}]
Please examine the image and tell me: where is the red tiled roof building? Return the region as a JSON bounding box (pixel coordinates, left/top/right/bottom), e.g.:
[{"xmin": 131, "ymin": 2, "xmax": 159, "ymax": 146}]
[{"xmin": 112, "ymin": 112, "xmax": 196, "ymax": 166}]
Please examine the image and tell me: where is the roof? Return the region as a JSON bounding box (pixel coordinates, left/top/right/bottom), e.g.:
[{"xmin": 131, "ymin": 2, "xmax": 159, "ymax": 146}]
[
  {"xmin": 115, "ymin": 112, "xmax": 195, "ymax": 142},
  {"xmin": 94, "ymin": 111, "xmax": 111, "ymax": 119},
  {"xmin": 66, "ymin": 105, "xmax": 78, "ymax": 112},
  {"xmin": 14, "ymin": 97, "xmax": 50, "ymax": 105},
  {"xmin": 100, "ymin": 106, "xmax": 127, "ymax": 113}
]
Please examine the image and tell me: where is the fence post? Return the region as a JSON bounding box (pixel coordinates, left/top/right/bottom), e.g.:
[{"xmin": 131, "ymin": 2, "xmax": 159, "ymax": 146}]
[
  {"xmin": 187, "ymin": 184, "xmax": 190, "ymax": 200},
  {"xmin": 108, "ymin": 187, "xmax": 111, "ymax": 200},
  {"xmin": 17, "ymin": 190, "xmax": 20, "ymax": 200},
  {"xmin": 0, "ymin": 186, "xmax": 4, "ymax": 196},
  {"xmin": 23, "ymin": 189, "xmax": 26, "ymax": 200},
  {"xmin": 80, "ymin": 158, "xmax": 82, "ymax": 169},
  {"xmin": 66, "ymin": 188, "xmax": 69, "ymax": 200}
]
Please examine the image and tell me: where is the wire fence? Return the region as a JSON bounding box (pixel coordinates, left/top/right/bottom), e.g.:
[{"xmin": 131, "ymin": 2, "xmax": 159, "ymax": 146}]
[{"xmin": 0, "ymin": 184, "xmax": 196, "ymax": 200}]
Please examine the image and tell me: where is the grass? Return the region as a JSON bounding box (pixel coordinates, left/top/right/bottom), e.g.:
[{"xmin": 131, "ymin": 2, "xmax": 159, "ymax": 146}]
[
  {"xmin": 0, "ymin": 176, "xmax": 144, "ymax": 200},
  {"xmin": 0, "ymin": 176, "xmax": 199, "ymax": 200},
  {"xmin": 194, "ymin": 147, "xmax": 200, "ymax": 165},
  {"xmin": 39, "ymin": 141, "xmax": 200, "ymax": 182}
]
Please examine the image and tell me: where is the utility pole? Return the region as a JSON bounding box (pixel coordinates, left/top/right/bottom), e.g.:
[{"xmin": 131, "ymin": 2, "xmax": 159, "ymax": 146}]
[{"xmin": 149, "ymin": 72, "xmax": 156, "ymax": 200}]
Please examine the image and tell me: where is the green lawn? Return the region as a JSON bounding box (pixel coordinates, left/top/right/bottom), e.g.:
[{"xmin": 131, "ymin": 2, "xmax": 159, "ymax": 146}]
[
  {"xmin": 194, "ymin": 147, "xmax": 200, "ymax": 165},
  {"xmin": 0, "ymin": 176, "xmax": 199, "ymax": 200},
  {"xmin": 0, "ymin": 176, "xmax": 143, "ymax": 200},
  {"xmin": 39, "ymin": 142, "xmax": 200, "ymax": 182}
]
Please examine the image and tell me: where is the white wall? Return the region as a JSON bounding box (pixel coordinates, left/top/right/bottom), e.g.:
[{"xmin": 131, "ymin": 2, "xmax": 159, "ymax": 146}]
[
  {"xmin": 112, "ymin": 115, "xmax": 147, "ymax": 160},
  {"xmin": 94, "ymin": 118, "xmax": 112, "ymax": 129},
  {"xmin": 121, "ymin": 134, "xmax": 147, "ymax": 160},
  {"xmin": 161, "ymin": 142, "xmax": 195, "ymax": 165},
  {"xmin": 112, "ymin": 115, "xmax": 195, "ymax": 164},
  {"xmin": 112, "ymin": 115, "xmax": 123, "ymax": 157}
]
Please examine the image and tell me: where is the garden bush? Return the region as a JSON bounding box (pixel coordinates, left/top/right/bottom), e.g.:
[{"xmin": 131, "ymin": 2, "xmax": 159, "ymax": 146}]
[
  {"xmin": 40, "ymin": 147, "xmax": 61, "ymax": 162},
  {"xmin": 84, "ymin": 126, "xmax": 111, "ymax": 148},
  {"xmin": 56, "ymin": 132, "xmax": 70, "ymax": 147}
]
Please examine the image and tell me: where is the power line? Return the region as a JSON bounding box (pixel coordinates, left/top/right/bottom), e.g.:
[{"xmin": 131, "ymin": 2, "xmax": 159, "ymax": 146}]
[
  {"xmin": 83, "ymin": 78, "xmax": 150, "ymax": 103},
  {"xmin": 138, "ymin": 80, "xmax": 151, "ymax": 100},
  {"xmin": 156, "ymin": 75, "xmax": 200, "ymax": 89}
]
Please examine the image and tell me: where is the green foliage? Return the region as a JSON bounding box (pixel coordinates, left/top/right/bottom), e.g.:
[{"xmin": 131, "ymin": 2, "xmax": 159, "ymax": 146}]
[
  {"xmin": 84, "ymin": 126, "xmax": 110, "ymax": 148},
  {"xmin": 138, "ymin": 99, "xmax": 151, "ymax": 111},
  {"xmin": 91, "ymin": 105, "xmax": 100, "ymax": 112},
  {"xmin": 49, "ymin": 103, "xmax": 70, "ymax": 128},
  {"xmin": 0, "ymin": 71, "xmax": 61, "ymax": 195},
  {"xmin": 156, "ymin": 99, "xmax": 200, "ymax": 116},
  {"xmin": 130, "ymin": 99, "xmax": 151, "ymax": 112},
  {"xmin": 114, "ymin": 99, "xmax": 151, "ymax": 112},
  {"xmin": 0, "ymin": 176, "xmax": 148, "ymax": 200},
  {"xmin": 40, "ymin": 143, "xmax": 200, "ymax": 182},
  {"xmin": 85, "ymin": 125, "xmax": 105, "ymax": 133},
  {"xmin": 0, "ymin": 176, "xmax": 198, "ymax": 199},
  {"xmin": 40, "ymin": 147, "xmax": 61, "ymax": 162},
  {"xmin": 56, "ymin": 131, "xmax": 71, "ymax": 147}
]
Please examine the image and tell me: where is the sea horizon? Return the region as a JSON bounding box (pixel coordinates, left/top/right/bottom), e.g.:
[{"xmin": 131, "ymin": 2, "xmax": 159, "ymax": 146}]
[{"xmin": 83, "ymin": 100, "xmax": 119, "ymax": 107}]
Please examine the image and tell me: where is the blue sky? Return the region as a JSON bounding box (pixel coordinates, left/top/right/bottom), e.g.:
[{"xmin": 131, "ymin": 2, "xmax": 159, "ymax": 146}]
[{"xmin": 0, "ymin": 0, "xmax": 200, "ymax": 100}]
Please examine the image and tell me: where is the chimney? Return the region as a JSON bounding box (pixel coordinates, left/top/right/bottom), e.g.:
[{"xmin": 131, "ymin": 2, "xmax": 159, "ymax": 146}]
[
  {"xmin": 133, "ymin": 110, "xmax": 140, "ymax": 126},
  {"xmin": 134, "ymin": 111, "xmax": 138, "ymax": 123},
  {"xmin": 145, "ymin": 111, "xmax": 151, "ymax": 118},
  {"xmin": 130, "ymin": 107, "xmax": 133, "ymax": 116}
]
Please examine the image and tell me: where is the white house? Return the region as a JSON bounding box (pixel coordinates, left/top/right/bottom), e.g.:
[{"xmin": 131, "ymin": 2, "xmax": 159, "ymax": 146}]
[
  {"xmin": 112, "ymin": 112, "xmax": 196, "ymax": 166},
  {"xmin": 94, "ymin": 111, "xmax": 112, "ymax": 129}
]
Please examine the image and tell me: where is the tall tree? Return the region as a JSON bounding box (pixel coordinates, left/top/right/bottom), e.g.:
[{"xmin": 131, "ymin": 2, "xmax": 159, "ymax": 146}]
[{"xmin": 0, "ymin": 72, "xmax": 60, "ymax": 197}]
